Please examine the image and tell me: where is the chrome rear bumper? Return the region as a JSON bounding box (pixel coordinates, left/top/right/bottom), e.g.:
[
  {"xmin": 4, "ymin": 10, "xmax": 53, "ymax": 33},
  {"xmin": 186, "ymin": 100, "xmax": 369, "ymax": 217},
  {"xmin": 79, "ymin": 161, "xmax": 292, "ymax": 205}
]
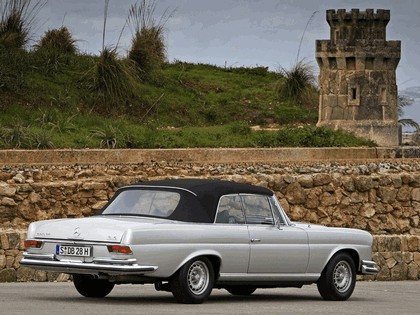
[
  {"xmin": 20, "ymin": 253, "xmax": 158, "ymax": 275},
  {"xmin": 361, "ymin": 260, "xmax": 379, "ymax": 275}
]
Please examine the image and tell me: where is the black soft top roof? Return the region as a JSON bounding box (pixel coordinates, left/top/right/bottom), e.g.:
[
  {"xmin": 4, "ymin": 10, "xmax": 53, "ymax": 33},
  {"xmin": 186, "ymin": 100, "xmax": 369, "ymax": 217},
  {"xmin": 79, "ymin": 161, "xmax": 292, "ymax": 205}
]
[{"xmin": 128, "ymin": 179, "xmax": 273, "ymax": 223}]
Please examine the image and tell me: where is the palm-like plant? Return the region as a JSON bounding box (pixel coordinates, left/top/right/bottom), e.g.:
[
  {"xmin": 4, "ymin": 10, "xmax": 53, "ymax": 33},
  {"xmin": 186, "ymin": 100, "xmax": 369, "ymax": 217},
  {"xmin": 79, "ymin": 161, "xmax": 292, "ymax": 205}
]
[
  {"xmin": 398, "ymin": 95, "xmax": 419, "ymax": 131},
  {"xmin": 397, "ymin": 94, "xmax": 420, "ymax": 145}
]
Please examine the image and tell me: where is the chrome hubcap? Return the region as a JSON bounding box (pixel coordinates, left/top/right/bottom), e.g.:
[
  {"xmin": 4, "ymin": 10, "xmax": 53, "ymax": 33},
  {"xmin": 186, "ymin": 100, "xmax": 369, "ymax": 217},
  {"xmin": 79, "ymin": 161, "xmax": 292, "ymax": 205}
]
[
  {"xmin": 333, "ymin": 260, "xmax": 352, "ymax": 293},
  {"xmin": 187, "ymin": 261, "xmax": 209, "ymax": 295}
]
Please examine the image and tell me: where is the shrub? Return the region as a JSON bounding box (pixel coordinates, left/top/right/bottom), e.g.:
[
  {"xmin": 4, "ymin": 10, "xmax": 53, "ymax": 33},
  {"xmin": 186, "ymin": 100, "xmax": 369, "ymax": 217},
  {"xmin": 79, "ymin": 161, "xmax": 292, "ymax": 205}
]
[
  {"xmin": 35, "ymin": 26, "xmax": 77, "ymax": 54},
  {"xmin": 276, "ymin": 60, "xmax": 317, "ymax": 106},
  {"xmin": 0, "ymin": 121, "xmax": 31, "ymax": 148},
  {"xmin": 0, "ymin": 47, "xmax": 29, "ymax": 92},
  {"xmin": 275, "ymin": 126, "xmax": 376, "ymax": 147},
  {"xmin": 0, "ymin": 0, "xmax": 45, "ymax": 49},
  {"xmin": 89, "ymin": 47, "xmax": 137, "ymax": 100},
  {"xmin": 127, "ymin": 0, "xmax": 173, "ymax": 80}
]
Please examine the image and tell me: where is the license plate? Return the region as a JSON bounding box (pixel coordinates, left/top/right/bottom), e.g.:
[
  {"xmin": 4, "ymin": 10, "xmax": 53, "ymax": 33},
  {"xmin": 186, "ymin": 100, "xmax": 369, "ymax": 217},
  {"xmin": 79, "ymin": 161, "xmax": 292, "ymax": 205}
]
[{"xmin": 56, "ymin": 245, "xmax": 92, "ymax": 257}]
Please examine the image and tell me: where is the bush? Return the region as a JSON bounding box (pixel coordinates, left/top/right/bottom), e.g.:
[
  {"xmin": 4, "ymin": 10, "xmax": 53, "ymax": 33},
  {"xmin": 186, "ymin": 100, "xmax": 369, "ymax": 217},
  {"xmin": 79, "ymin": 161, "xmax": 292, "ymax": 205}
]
[
  {"xmin": 88, "ymin": 47, "xmax": 137, "ymax": 101},
  {"xmin": 127, "ymin": 0, "xmax": 172, "ymax": 81},
  {"xmin": 0, "ymin": 47, "xmax": 29, "ymax": 92},
  {"xmin": 275, "ymin": 126, "xmax": 376, "ymax": 147},
  {"xmin": 276, "ymin": 60, "xmax": 317, "ymax": 106},
  {"xmin": 0, "ymin": 0, "xmax": 45, "ymax": 49},
  {"xmin": 35, "ymin": 26, "xmax": 77, "ymax": 54}
]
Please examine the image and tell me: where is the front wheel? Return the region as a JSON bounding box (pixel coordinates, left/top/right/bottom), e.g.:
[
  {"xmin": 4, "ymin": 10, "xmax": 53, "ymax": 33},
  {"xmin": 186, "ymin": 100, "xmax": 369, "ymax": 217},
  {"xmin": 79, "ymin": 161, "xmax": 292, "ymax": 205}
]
[
  {"xmin": 73, "ymin": 274, "xmax": 115, "ymax": 298},
  {"xmin": 317, "ymin": 252, "xmax": 356, "ymax": 301},
  {"xmin": 170, "ymin": 257, "xmax": 214, "ymax": 304}
]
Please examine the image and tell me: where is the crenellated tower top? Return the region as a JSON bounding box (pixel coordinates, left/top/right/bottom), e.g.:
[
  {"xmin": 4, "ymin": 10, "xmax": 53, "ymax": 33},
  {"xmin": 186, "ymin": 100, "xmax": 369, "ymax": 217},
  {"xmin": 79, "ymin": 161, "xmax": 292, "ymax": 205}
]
[{"xmin": 326, "ymin": 9, "xmax": 391, "ymax": 44}]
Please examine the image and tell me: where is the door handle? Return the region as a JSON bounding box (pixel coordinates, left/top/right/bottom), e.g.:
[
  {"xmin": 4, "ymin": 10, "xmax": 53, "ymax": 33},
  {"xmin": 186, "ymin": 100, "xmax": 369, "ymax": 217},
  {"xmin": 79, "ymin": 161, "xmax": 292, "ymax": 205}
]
[{"xmin": 251, "ymin": 239, "xmax": 261, "ymax": 243}]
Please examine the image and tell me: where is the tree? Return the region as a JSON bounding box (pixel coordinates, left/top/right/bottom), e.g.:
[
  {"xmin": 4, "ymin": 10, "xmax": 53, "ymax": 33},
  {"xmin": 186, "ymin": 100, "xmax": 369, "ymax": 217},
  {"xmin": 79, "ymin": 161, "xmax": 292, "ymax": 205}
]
[{"xmin": 398, "ymin": 95, "xmax": 419, "ymax": 131}]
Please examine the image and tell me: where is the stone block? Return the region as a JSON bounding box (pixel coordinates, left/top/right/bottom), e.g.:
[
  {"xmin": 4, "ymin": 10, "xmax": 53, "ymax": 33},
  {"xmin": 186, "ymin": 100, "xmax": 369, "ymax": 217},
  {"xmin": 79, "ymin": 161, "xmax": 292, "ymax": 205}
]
[
  {"xmin": 285, "ymin": 182, "xmax": 306, "ymax": 205},
  {"xmin": 0, "ymin": 254, "xmax": 6, "ymax": 269},
  {"xmin": 1, "ymin": 197, "xmax": 17, "ymax": 207},
  {"xmin": 414, "ymin": 252, "xmax": 420, "ymax": 266},
  {"xmin": 401, "ymin": 252, "xmax": 413, "ymax": 264},
  {"xmin": 385, "ymin": 257, "xmax": 397, "ymax": 269},
  {"xmin": 7, "ymin": 233, "xmax": 20, "ymax": 249},
  {"xmin": 341, "ymin": 176, "xmax": 355, "ymax": 192},
  {"xmin": 0, "ymin": 183, "xmax": 16, "ymax": 197},
  {"xmin": 354, "ymin": 176, "xmax": 374, "ymax": 192},
  {"xmin": 407, "ymin": 236, "xmax": 419, "ymax": 251},
  {"xmin": 0, "ymin": 268, "xmax": 16, "ymax": 282},
  {"xmin": 5, "ymin": 255, "xmax": 14, "ymax": 268},
  {"xmin": 360, "ymin": 203, "xmax": 375, "ymax": 218},
  {"xmin": 297, "ymin": 175, "xmax": 313, "ymax": 188},
  {"xmin": 396, "ymin": 186, "xmax": 411, "ymax": 201},
  {"xmin": 407, "ymin": 263, "xmax": 419, "ymax": 280},
  {"xmin": 0, "ymin": 234, "xmax": 8, "ymax": 250},
  {"xmin": 375, "ymin": 265, "xmax": 390, "ymax": 281},
  {"xmin": 390, "ymin": 263, "xmax": 407, "ymax": 280},
  {"xmin": 376, "ymin": 236, "xmax": 400, "ymax": 252},
  {"xmin": 412, "ymin": 188, "xmax": 420, "ymax": 201}
]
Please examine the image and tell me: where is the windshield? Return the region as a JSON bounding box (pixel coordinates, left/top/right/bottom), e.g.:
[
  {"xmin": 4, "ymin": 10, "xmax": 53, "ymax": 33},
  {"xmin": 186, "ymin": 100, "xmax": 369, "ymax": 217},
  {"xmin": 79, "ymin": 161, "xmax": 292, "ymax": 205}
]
[{"xmin": 102, "ymin": 189, "xmax": 181, "ymax": 218}]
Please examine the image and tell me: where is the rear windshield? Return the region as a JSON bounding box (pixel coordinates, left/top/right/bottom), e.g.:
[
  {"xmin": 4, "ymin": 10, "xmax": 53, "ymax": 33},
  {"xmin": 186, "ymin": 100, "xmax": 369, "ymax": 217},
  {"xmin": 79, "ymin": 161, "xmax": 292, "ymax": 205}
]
[{"xmin": 102, "ymin": 189, "xmax": 181, "ymax": 218}]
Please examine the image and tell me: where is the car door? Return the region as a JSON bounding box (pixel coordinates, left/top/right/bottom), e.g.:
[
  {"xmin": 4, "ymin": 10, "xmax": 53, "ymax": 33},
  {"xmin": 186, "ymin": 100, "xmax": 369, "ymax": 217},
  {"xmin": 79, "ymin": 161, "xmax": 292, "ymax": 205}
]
[
  {"xmin": 243, "ymin": 194, "xmax": 309, "ymax": 274},
  {"xmin": 214, "ymin": 194, "xmax": 251, "ymax": 274}
]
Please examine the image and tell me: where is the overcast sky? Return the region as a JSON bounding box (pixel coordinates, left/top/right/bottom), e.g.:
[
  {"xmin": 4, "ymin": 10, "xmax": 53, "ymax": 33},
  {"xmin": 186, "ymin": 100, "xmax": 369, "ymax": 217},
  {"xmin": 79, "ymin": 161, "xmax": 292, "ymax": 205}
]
[{"xmin": 33, "ymin": 0, "xmax": 420, "ymax": 123}]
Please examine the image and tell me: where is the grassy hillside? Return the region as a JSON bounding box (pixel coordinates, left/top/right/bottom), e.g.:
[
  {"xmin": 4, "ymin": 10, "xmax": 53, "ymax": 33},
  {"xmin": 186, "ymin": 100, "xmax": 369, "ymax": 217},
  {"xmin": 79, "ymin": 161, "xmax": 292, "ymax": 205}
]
[{"xmin": 0, "ymin": 50, "xmax": 375, "ymax": 149}]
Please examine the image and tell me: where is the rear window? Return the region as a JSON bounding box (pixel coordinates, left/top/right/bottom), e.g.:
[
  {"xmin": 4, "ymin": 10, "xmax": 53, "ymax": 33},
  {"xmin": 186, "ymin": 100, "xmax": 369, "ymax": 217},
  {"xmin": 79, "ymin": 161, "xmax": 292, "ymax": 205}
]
[{"xmin": 102, "ymin": 189, "xmax": 181, "ymax": 218}]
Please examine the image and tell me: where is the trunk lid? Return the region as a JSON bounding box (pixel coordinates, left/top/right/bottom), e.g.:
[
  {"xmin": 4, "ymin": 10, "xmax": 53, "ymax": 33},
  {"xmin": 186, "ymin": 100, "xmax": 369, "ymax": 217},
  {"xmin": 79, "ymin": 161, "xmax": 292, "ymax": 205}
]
[{"xmin": 31, "ymin": 216, "xmax": 165, "ymax": 243}]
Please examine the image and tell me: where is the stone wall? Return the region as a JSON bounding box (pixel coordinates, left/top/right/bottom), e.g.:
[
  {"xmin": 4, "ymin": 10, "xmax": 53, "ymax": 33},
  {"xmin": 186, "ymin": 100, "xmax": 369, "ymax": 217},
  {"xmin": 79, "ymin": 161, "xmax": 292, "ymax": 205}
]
[{"xmin": 0, "ymin": 148, "xmax": 419, "ymax": 281}]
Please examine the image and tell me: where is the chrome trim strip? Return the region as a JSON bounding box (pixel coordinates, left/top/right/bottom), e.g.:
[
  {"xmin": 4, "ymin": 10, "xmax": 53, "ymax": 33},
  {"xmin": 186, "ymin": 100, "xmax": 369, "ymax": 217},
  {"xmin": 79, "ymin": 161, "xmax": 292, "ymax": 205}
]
[
  {"xmin": 218, "ymin": 273, "xmax": 320, "ymax": 282},
  {"xmin": 128, "ymin": 185, "xmax": 198, "ymax": 196},
  {"xmin": 22, "ymin": 253, "xmax": 55, "ymax": 261},
  {"xmin": 93, "ymin": 257, "xmax": 137, "ymax": 265},
  {"xmin": 20, "ymin": 256, "xmax": 158, "ymax": 275},
  {"xmin": 361, "ymin": 260, "xmax": 379, "ymax": 275}
]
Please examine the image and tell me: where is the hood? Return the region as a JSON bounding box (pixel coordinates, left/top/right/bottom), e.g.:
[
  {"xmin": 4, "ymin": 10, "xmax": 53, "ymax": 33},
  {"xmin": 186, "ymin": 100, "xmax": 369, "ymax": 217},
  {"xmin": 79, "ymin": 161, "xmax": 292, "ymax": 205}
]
[{"xmin": 28, "ymin": 216, "xmax": 166, "ymax": 243}]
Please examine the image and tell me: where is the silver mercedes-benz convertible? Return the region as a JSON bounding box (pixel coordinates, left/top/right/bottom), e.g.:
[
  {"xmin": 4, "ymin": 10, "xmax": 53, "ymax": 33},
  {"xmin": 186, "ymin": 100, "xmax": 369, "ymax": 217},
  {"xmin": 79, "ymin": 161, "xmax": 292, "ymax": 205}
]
[{"xmin": 21, "ymin": 179, "xmax": 378, "ymax": 304}]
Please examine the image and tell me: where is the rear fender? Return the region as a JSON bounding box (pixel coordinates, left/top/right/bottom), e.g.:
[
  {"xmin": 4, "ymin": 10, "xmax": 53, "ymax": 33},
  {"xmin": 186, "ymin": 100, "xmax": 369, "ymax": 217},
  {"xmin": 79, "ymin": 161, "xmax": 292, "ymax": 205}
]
[{"xmin": 171, "ymin": 250, "xmax": 222, "ymax": 277}]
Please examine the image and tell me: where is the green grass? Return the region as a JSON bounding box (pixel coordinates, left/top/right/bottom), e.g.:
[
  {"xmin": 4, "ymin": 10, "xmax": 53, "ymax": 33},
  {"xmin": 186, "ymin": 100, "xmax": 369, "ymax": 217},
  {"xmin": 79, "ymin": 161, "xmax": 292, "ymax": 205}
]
[
  {"xmin": 0, "ymin": 50, "xmax": 376, "ymax": 148},
  {"xmin": 0, "ymin": 104, "xmax": 375, "ymax": 148}
]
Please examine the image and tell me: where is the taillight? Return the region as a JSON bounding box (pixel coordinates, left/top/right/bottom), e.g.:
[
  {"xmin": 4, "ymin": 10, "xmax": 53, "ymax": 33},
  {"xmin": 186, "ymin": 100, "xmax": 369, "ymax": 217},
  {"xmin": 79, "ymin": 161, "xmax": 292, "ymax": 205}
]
[
  {"xmin": 107, "ymin": 245, "xmax": 132, "ymax": 254},
  {"xmin": 24, "ymin": 240, "xmax": 43, "ymax": 249}
]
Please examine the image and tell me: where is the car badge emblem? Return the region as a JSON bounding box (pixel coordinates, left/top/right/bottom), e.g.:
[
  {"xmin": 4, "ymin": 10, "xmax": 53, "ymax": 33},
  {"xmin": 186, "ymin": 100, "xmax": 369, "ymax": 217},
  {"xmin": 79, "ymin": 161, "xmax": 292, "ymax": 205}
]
[{"xmin": 73, "ymin": 227, "xmax": 81, "ymax": 238}]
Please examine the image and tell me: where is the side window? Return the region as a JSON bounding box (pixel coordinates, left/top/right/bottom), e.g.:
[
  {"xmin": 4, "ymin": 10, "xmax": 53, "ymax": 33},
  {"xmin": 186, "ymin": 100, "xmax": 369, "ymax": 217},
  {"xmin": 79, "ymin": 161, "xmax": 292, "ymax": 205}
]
[
  {"xmin": 242, "ymin": 195, "xmax": 274, "ymax": 225},
  {"xmin": 216, "ymin": 195, "xmax": 245, "ymax": 224}
]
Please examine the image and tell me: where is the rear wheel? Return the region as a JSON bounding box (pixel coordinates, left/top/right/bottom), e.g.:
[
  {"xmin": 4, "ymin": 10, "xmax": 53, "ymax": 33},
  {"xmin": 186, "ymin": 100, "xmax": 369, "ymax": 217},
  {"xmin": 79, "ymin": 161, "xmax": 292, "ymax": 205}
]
[
  {"xmin": 73, "ymin": 274, "xmax": 115, "ymax": 298},
  {"xmin": 317, "ymin": 253, "xmax": 356, "ymax": 301},
  {"xmin": 225, "ymin": 285, "xmax": 257, "ymax": 296},
  {"xmin": 170, "ymin": 257, "xmax": 214, "ymax": 304}
]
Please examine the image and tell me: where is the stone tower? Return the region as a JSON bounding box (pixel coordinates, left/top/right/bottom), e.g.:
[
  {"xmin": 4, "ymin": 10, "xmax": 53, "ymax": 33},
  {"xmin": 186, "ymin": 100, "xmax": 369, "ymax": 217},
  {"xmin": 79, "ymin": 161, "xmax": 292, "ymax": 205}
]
[{"xmin": 316, "ymin": 9, "xmax": 401, "ymax": 146}]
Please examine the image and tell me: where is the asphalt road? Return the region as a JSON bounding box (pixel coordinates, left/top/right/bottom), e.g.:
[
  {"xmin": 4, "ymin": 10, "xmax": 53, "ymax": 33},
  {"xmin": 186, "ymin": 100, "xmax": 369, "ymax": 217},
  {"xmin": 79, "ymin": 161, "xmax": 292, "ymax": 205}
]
[{"xmin": 0, "ymin": 281, "xmax": 418, "ymax": 315}]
